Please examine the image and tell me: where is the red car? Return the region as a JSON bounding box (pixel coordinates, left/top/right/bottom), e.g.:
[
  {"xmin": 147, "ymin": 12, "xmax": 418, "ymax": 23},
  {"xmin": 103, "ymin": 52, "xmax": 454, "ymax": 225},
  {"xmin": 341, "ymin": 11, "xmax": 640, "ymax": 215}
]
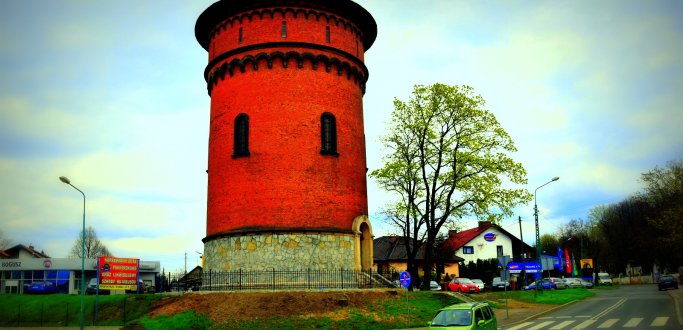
[{"xmin": 448, "ymin": 278, "xmax": 480, "ymax": 293}]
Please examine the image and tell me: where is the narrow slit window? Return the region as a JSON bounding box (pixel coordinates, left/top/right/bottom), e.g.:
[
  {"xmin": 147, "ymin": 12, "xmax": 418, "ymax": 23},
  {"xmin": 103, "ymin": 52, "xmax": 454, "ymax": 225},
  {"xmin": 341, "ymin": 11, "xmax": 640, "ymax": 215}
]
[
  {"xmin": 325, "ymin": 26, "xmax": 330, "ymax": 43},
  {"xmin": 238, "ymin": 27, "xmax": 243, "ymax": 44},
  {"xmin": 233, "ymin": 114, "xmax": 250, "ymax": 157},
  {"xmin": 281, "ymin": 21, "xmax": 287, "ymax": 38},
  {"xmin": 320, "ymin": 113, "xmax": 338, "ymax": 155}
]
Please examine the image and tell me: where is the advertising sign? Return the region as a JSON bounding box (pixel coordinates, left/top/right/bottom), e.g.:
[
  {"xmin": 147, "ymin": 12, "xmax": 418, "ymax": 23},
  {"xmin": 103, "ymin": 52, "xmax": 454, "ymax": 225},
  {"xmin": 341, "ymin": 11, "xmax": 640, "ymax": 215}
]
[
  {"xmin": 98, "ymin": 256, "xmax": 139, "ymax": 290},
  {"xmin": 484, "ymin": 233, "xmax": 496, "ymax": 242}
]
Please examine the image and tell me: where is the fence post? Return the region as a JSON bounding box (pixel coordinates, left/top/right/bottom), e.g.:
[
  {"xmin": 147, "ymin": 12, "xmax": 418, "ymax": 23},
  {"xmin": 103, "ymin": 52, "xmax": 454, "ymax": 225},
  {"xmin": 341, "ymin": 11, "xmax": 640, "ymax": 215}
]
[
  {"xmin": 239, "ymin": 269, "xmax": 242, "ymax": 291},
  {"xmin": 307, "ymin": 268, "xmax": 310, "ymax": 290},
  {"xmin": 341, "ymin": 268, "xmax": 344, "ymax": 289},
  {"xmin": 40, "ymin": 303, "xmax": 43, "ymax": 327},
  {"xmin": 122, "ymin": 298, "xmax": 127, "ymax": 324},
  {"xmin": 209, "ymin": 269, "xmax": 212, "ymax": 291},
  {"xmin": 65, "ymin": 303, "xmax": 69, "ymax": 326},
  {"xmin": 272, "ymin": 268, "xmax": 275, "ymax": 290}
]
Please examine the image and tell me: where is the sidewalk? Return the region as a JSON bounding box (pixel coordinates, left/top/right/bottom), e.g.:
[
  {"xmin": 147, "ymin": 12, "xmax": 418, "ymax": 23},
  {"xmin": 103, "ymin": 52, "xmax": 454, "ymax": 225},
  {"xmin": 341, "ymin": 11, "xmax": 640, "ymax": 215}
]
[{"xmin": 667, "ymin": 288, "xmax": 683, "ymax": 326}]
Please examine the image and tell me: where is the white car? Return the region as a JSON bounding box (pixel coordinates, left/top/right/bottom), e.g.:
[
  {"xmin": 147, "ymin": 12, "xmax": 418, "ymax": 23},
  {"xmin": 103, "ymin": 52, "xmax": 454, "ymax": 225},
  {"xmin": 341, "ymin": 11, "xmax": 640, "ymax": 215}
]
[
  {"xmin": 563, "ymin": 278, "xmax": 583, "ymax": 288},
  {"xmin": 597, "ymin": 273, "xmax": 613, "ymax": 285},
  {"xmin": 471, "ymin": 279, "xmax": 485, "ymax": 291}
]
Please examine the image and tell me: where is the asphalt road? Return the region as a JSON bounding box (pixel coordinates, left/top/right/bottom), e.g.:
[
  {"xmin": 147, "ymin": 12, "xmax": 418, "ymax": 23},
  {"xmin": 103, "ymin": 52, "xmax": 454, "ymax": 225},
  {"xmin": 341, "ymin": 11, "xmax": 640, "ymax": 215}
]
[{"xmin": 504, "ymin": 285, "xmax": 683, "ymax": 330}]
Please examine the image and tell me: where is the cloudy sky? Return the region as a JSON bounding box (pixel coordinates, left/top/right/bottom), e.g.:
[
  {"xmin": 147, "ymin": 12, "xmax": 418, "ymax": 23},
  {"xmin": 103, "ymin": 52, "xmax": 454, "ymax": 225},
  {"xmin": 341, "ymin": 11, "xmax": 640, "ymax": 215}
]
[{"xmin": 1, "ymin": 0, "xmax": 681, "ymax": 272}]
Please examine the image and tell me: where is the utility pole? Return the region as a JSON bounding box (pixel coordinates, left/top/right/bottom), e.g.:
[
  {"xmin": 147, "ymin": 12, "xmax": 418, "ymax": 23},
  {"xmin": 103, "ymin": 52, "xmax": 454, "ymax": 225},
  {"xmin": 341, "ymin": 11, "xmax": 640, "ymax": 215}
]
[{"xmin": 518, "ymin": 216, "xmax": 526, "ymax": 289}]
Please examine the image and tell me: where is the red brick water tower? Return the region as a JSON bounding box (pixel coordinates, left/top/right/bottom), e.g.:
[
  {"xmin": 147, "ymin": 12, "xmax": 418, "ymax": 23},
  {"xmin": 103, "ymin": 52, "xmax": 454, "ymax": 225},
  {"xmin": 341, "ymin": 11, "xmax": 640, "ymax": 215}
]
[{"xmin": 195, "ymin": 0, "xmax": 376, "ymax": 271}]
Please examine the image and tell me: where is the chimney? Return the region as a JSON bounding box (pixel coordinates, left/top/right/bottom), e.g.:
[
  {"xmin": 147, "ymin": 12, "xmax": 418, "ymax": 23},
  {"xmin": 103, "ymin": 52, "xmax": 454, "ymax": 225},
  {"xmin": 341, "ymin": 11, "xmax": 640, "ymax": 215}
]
[{"xmin": 478, "ymin": 221, "xmax": 491, "ymax": 228}]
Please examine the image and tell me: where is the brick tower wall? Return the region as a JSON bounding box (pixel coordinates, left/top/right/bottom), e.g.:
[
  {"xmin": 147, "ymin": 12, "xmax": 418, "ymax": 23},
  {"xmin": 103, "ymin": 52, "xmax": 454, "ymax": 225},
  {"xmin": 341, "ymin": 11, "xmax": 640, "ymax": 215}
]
[{"xmin": 195, "ymin": 0, "xmax": 376, "ymax": 272}]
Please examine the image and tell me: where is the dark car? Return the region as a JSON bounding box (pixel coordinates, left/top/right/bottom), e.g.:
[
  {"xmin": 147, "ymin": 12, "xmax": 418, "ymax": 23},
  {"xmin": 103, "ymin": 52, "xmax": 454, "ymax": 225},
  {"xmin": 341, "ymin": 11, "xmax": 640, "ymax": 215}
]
[
  {"xmin": 86, "ymin": 278, "xmax": 110, "ymax": 295},
  {"xmin": 524, "ymin": 279, "xmax": 557, "ymax": 290},
  {"xmin": 658, "ymin": 274, "xmax": 679, "ymax": 291},
  {"xmin": 491, "ymin": 277, "xmax": 510, "ymax": 291},
  {"xmin": 26, "ymin": 281, "xmax": 58, "ymax": 294}
]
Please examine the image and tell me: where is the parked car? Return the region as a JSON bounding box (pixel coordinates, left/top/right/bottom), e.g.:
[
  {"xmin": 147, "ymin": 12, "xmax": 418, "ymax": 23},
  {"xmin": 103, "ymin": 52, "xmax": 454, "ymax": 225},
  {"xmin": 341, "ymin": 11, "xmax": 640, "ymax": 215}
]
[
  {"xmin": 26, "ymin": 281, "xmax": 58, "ymax": 294},
  {"xmin": 427, "ymin": 302, "xmax": 497, "ymax": 330},
  {"xmin": 523, "ymin": 279, "xmax": 556, "ymax": 290},
  {"xmin": 580, "ymin": 279, "xmax": 594, "ymax": 288},
  {"xmin": 448, "ymin": 278, "xmax": 480, "ymax": 293},
  {"xmin": 597, "ymin": 273, "xmax": 613, "ymax": 286},
  {"xmin": 546, "ymin": 277, "xmax": 566, "ymax": 289},
  {"xmin": 491, "ymin": 277, "xmax": 510, "ymax": 291},
  {"xmin": 563, "ymin": 278, "xmax": 583, "ymax": 288},
  {"xmin": 471, "ymin": 279, "xmax": 485, "ymax": 291},
  {"xmin": 126, "ymin": 280, "xmax": 146, "ymax": 294},
  {"xmin": 658, "ymin": 274, "xmax": 679, "ymax": 291},
  {"xmin": 86, "ymin": 278, "xmax": 110, "ymax": 295},
  {"xmin": 422, "ymin": 280, "xmax": 442, "ymax": 291}
]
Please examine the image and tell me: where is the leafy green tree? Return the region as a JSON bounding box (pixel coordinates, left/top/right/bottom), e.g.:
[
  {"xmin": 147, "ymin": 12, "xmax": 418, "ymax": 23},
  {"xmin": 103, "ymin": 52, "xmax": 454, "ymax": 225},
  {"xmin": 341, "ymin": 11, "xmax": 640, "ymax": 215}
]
[
  {"xmin": 370, "ymin": 83, "xmax": 532, "ymax": 289},
  {"xmin": 640, "ymin": 159, "xmax": 683, "ymax": 270},
  {"xmin": 69, "ymin": 226, "xmax": 112, "ymax": 259}
]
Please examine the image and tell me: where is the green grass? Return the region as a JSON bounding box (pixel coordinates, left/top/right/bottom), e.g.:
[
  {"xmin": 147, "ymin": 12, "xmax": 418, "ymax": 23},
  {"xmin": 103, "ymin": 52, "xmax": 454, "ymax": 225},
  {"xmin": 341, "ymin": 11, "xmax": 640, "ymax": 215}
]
[
  {"xmin": 138, "ymin": 311, "xmax": 212, "ymax": 330},
  {"xmin": 477, "ymin": 288, "xmax": 595, "ymax": 307},
  {"xmin": 139, "ymin": 291, "xmax": 461, "ymax": 330},
  {"xmin": 0, "ymin": 293, "xmax": 164, "ymax": 327}
]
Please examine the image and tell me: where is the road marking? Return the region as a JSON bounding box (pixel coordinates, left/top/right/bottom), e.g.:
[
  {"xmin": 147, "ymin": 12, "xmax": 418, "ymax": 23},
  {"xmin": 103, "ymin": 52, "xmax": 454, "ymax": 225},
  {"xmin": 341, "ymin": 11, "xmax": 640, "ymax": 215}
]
[
  {"xmin": 527, "ymin": 321, "xmax": 554, "ymax": 330},
  {"xmin": 549, "ymin": 320, "xmax": 575, "ymax": 329},
  {"xmin": 623, "ymin": 317, "xmax": 643, "ymax": 327},
  {"xmin": 592, "ymin": 298, "xmax": 627, "ymax": 320},
  {"xmin": 597, "ymin": 318, "xmax": 619, "ymax": 328},
  {"xmin": 650, "ymin": 316, "xmax": 668, "ymax": 326},
  {"xmin": 506, "ymin": 321, "xmax": 533, "ymax": 330},
  {"xmin": 571, "ymin": 319, "xmax": 596, "ymax": 329}
]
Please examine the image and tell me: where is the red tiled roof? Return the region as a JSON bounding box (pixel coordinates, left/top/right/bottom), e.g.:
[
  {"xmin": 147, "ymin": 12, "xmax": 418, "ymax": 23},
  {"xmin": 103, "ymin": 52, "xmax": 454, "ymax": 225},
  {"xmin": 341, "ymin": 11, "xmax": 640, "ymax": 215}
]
[{"xmin": 442, "ymin": 223, "xmax": 493, "ymax": 252}]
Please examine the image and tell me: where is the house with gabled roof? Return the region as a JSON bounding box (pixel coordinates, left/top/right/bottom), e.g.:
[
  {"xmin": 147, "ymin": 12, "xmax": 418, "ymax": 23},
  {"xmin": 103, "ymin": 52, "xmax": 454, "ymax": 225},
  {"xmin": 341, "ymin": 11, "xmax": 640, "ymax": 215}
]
[
  {"xmin": 373, "ymin": 236, "xmax": 464, "ymax": 279},
  {"xmin": 1, "ymin": 244, "xmax": 50, "ymax": 259},
  {"xmin": 439, "ymin": 221, "xmax": 534, "ymax": 266}
]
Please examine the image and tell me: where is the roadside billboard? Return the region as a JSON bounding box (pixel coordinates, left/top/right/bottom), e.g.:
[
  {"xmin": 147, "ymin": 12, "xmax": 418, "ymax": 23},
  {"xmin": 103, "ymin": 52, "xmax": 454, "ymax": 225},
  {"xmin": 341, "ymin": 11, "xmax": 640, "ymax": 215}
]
[{"xmin": 98, "ymin": 256, "xmax": 139, "ymax": 291}]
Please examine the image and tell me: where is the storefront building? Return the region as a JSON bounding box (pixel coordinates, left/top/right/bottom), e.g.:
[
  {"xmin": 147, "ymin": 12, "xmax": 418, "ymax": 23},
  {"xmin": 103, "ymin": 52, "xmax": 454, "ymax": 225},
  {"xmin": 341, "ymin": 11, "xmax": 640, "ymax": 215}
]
[{"xmin": 0, "ymin": 258, "xmax": 160, "ymax": 294}]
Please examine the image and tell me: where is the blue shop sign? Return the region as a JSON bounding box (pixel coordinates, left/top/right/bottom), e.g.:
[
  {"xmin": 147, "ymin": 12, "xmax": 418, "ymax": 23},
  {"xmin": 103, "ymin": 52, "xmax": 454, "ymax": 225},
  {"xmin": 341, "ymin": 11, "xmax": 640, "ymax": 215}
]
[{"xmin": 507, "ymin": 262, "xmax": 542, "ymax": 273}]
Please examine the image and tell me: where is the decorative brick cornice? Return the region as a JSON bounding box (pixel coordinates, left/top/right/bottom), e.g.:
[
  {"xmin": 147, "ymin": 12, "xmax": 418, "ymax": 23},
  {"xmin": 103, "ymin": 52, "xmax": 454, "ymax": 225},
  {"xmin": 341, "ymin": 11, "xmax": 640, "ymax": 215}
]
[
  {"xmin": 196, "ymin": 0, "xmax": 377, "ymax": 51},
  {"xmin": 206, "ymin": 46, "xmax": 368, "ymax": 95},
  {"xmin": 203, "ymin": 227, "xmax": 355, "ymax": 243}
]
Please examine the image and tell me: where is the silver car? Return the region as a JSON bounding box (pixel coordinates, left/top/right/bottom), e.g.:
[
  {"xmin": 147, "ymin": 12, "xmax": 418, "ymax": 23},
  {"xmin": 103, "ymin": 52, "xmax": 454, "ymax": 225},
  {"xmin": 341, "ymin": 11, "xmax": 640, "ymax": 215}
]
[
  {"xmin": 547, "ymin": 277, "xmax": 566, "ymax": 289},
  {"xmin": 563, "ymin": 278, "xmax": 583, "ymax": 288}
]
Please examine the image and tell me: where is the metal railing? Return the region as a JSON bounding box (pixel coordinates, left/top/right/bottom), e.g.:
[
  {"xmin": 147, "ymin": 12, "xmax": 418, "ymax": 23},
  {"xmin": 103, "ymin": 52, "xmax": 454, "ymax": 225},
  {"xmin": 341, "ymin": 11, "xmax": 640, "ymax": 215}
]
[{"xmin": 158, "ymin": 269, "xmax": 400, "ymax": 292}]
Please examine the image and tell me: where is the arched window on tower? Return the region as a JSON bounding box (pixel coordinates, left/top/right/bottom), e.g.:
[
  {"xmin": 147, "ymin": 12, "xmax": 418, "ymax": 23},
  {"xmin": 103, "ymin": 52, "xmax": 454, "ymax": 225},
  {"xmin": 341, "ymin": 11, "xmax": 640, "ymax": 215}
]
[
  {"xmin": 233, "ymin": 113, "xmax": 250, "ymax": 157},
  {"xmin": 238, "ymin": 27, "xmax": 243, "ymax": 44},
  {"xmin": 281, "ymin": 21, "xmax": 287, "ymax": 38},
  {"xmin": 326, "ymin": 26, "xmax": 330, "ymax": 43},
  {"xmin": 320, "ymin": 113, "xmax": 338, "ymax": 156}
]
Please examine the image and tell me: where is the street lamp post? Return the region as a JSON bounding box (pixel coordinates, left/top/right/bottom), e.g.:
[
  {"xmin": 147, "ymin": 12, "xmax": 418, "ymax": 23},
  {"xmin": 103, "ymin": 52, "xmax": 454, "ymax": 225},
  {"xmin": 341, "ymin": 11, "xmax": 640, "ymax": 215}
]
[
  {"xmin": 59, "ymin": 176, "xmax": 85, "ymax": 330},
  {"xmin": 534, "ymin": 176, "xmax": 559, "ymax": 293}
]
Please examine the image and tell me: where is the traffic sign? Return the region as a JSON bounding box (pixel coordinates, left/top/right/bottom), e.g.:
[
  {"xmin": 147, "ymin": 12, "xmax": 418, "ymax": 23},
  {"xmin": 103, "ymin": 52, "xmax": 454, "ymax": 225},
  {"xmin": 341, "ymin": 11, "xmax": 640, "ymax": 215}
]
[{"xmin": 399, "ymin": 271, "xmax": 411, "ymax": 288}]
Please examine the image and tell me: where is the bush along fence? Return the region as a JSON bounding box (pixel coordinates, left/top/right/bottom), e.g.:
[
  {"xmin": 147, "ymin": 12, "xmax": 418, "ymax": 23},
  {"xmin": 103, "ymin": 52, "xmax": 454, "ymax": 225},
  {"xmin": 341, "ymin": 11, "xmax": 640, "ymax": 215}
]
[{"xmin": 159, "ymin": 269, "xmax": 402, "ymax": 292}]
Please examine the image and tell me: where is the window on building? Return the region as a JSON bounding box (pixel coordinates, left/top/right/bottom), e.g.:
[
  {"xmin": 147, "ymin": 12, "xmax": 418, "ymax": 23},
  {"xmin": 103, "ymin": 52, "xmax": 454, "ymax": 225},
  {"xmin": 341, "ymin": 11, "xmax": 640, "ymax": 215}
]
[
  {"xmin": 326, "ymin": 26, "xmax": 330, "ymax": 43},
  {"xmin": 233, "ymin": 114, "xmax": 250, "ymax": 157},
  {"xmin": 463, "ymin": 246, "xmax": 474, "ymax": 254},
  {"xmin": 497, "ymin": 245, "xmax": 503, "ymax": 257},
  {"xmin": 320, "ymin": 113, "xmax": 338, "ymax": 155},
  {"xmin": 281, "ymin": 21, "xmax": 287, "ymax": 38},
  {"xmin": 238, "ymin": 27, "xmax": 243, "ymax": 44}
]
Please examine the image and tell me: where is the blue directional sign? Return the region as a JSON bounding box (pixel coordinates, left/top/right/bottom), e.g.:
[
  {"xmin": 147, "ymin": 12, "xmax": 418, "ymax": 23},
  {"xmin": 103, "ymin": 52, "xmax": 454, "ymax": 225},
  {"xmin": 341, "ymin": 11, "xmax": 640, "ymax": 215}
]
[{"xmin": 399, "ymin": 271, "xmax": 411, "ymax": 288}]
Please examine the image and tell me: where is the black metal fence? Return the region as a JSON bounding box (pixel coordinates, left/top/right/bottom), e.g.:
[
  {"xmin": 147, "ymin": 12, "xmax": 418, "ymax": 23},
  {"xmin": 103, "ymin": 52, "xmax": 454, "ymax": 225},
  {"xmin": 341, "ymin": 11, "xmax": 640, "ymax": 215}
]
[{"xmin": 159, "ymin": 269, "xmax": 401, "ymax": 292}]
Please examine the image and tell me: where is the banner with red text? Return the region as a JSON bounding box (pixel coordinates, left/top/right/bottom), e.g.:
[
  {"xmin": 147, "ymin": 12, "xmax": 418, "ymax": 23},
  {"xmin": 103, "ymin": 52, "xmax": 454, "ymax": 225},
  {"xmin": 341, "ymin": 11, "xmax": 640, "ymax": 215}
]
[{"xmin": 98, "ymin": 256, "xmax": 139, "ymax": 290}]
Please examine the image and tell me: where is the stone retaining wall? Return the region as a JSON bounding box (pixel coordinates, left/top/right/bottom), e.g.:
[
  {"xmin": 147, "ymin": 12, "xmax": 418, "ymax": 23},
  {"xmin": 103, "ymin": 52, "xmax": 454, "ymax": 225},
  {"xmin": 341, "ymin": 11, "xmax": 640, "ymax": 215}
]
[{"xmin": 204, "ymin": 232, "xmax": 356, "ymax": 271}]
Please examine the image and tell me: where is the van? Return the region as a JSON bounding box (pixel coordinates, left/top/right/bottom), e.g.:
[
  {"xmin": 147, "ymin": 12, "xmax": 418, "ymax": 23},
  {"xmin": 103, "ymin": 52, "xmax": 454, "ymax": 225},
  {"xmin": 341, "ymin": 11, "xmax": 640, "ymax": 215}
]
[{"xmin": 597, "ymin": 273, "xmax": 613, "ymax": 285}]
